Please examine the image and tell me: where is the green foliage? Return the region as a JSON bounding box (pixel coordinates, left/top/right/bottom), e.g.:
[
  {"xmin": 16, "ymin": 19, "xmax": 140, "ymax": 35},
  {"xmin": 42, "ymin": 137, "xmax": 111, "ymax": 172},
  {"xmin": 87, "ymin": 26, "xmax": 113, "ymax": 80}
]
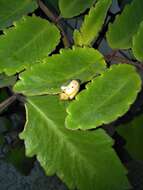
[
  {"xmin": 20, "ymin": 95, "xmax": 130, "ymax": 190},
  {"xmin": 133, "ymin": 21, "xmax": 143, "ymax": 61},
  {"xmin": 66, "ymin": 64, "xmax": 141, "ymax": 130},
  {"xmin": 118, "ymin": 0, "xmax": 133, "ymax": 9},
  {"xmin": 0, "ymin": 116, "xmax": 11, "ymax": 133},
  {"xmin": 0, "ymin": 16, "xmax": 60, "ymax": 75},
  {"xmin": 74, "ymin": 0, "xmax": 112, "ymax": 46},
  {"xmin": 0, "ymin": 0, "xmax": 37, "ymax": 30},
  {"xmin": 59, "ymin": 0, "xmax": 95, "ymax": 18},
  {"xmin": 5, "ymin": 146, "xmax": 34, "ymax": 175},
  {"xmin": 107, "ymin": 0, "xmax": 143, "ymax": 49},
  {"xmin": 117, "ymin": 113, "xmax": 143, "ymax": 161},
  {"xmin": 14, "ymin": 47, "xmax": 106, "ymax": 96},
  {"xmin": 1, "ymin": 1, "xmax": 143, "ymax": 189},
  {"xmin": 0, "ymin": 73, "xmax": 17, "ymax": 88}
]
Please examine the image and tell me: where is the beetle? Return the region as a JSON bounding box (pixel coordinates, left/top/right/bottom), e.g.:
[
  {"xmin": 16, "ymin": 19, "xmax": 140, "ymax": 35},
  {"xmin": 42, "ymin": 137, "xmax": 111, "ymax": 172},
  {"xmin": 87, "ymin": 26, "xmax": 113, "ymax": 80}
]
[{"xmin": 60, "ymin": 80, "xmax": 80, "ymax": 100}]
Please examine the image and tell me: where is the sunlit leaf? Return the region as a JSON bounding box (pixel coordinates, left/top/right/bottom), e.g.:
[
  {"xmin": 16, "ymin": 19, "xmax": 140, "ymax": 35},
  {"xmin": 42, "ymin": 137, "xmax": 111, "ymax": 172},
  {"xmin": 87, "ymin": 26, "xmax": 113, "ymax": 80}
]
[
  {"xmin": 20, "ymin": 95, "xmax": 130, "ymax": 190},
  {"xmin": 0, "ymin": 0, "xmax": 37, "ymax": 30},
  {"xmin": 0, "ymin": 16, "xmax": 60, "ymax": 75},
  {"xmin": 74, "ymin": 0, "xmax": 112, "ymax": 46},
  {"xmin": 14, "ymin": 47, "xmax": 106, "ymax": 96},
  {"xmin": 107, "ymin": 0, "xmax": 143, "ymax": 49},
  {"xmin": 66, "ymin": 64, "xmax": 141, "ymax": 130}
]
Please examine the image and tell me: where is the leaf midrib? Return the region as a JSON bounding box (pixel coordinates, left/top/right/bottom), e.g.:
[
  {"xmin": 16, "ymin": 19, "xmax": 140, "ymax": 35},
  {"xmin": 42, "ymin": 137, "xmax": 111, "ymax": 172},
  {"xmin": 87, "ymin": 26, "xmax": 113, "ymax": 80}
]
[
  {"xmin": 83, "ymin": 76, "xmax": 135, "ymax": 119},
  {"xmin": 73, "ymin": 75, "xmax": 134, "ymax": 125},
  {"xmin": 28, "ymin": 98, "xmax": 95, "ymax": 174},
  {"xmin": 11, "ymin": 23, "xmax": 51, "ymax": 58}
]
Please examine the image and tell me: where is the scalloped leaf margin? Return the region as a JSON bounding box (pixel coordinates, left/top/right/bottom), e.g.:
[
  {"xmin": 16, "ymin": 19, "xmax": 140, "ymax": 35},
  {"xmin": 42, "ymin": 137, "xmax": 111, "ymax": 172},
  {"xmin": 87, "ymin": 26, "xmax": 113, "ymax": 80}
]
[
  {"xmin": 20, "ymin": 95, "xmax": 130, "ymax": 190},
  {"xmin": 0, "ymin": 0, "xmax": 38, "ymax": 30},
  {"xmin": 14, "ymin": 47, "xmax": 106, "ymax": 96},
  {"xmin": 74, "ymin": 0, "xmax": 112, "ymax": 46},
  {"xmin": 66, "ymin": 64, "xmax": 141, "ymax": 130},
  {"xmin": 0, "ymin": 16, "xmax": 60, "ymax": 75}
]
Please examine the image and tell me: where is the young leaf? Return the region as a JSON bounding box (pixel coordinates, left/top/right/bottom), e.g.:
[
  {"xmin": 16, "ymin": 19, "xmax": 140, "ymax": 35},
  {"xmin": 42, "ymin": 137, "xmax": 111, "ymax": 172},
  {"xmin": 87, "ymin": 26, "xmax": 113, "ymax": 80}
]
[
  {"xmin": 20, "ymin": 95, "xmax": 130, "ymax": 190},
  {"xmin": 107, "ymin": 0, "xmax": 143, "ymax": 49},
  {"xmin": 74, "ymin": 0, "xmax": 112, "ymax": 46},
  {"xmin": 59, "ymin": 0, "xmax": 95, "ymax": 18},
  {"xmin": 0, "ymin": 16, "xmax": 60, "ymax": 75},
  {"xmin": 117, "ymin": 113, "xmax": 143, "ymax": 161},
  {"xmin": 133, "ymin": 21, "xmax": 143, "ymax": 62},
  {"xmin": 66, "ymin": 64, "xmax": 141, "ymax": 130},
  {"xmin": 0, "ymin": 0, "xmax": 38, "ymax": 30},
  {"xmin": 14, "ymin": 47, "xmax": 106, "ymax": 96}
]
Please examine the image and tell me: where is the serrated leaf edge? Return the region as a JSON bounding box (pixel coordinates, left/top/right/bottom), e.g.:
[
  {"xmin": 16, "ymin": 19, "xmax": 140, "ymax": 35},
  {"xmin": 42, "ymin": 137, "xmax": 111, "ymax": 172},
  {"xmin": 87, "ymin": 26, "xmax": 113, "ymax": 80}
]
[{"xmin": 66, "ymin": 64, "xmax": 142, "ymax": 130}]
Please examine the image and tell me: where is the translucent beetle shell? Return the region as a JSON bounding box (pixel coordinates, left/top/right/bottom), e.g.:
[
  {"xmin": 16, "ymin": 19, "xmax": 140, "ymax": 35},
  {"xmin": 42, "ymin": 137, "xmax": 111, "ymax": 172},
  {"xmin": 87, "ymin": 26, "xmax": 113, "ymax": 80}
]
[{"xmin": 60, "ymin": 80, "xmax": 80, "ymax": 100}]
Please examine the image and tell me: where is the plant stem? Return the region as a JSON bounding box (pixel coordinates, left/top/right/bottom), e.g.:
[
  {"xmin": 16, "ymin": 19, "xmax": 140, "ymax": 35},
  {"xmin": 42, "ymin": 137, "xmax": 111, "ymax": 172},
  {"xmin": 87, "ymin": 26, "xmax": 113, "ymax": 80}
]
[
  {"xmin": 0, "ymin": 94, "xmax": 17, "ymax": 113},
  {"xmin": 38, "ymin": 0, "xmax": 70, "ymax": 48},
  {"xmin": 105, "ymin": 53, "xmax": 143, "ymax": 71}
]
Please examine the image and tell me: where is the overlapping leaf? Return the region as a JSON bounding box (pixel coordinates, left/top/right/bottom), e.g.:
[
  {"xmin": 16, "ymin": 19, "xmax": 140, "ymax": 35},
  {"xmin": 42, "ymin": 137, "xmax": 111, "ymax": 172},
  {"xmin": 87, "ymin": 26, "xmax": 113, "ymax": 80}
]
[
  {"xmin": 0, "ymin": 16, "xmax": 60, "ymax": 75},
  {"xmin": 0, "ymin": 0, "xmax": 37, "ymax": 30},
  {"xmin": 20, "ymin": 95, "xmax": 130, "ymax": 190},
  {"xmin": 74, "ymin": 0, "xmax": 112, "ymax": 46},
  {"xmin": 133, "ymin": 21, "xmax": 143, "ymax": 62},
  {"xmin": 107, "ymin": 0, "xmax": 143, "ymax": 49},
  {"xmin": 59, "ymin": 0, "xmax": 95, "ymax": 18},
  {"xmin": 14, "ymin": 47, "xmax": 106, "ymax": 96},
  {"xmin": 66, "ymin": 64, "xmax": 141, "ymax": 130},
  {"xmin": 117, "ymin": 113, "xmax": 143, "ymax": 161}
]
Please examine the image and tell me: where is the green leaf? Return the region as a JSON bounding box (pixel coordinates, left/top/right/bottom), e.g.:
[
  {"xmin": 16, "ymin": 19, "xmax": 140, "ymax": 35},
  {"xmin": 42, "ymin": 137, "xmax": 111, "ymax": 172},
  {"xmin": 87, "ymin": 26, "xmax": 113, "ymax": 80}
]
[
  {"xmin": 59, "ymin": 0, "xmax": 96, "ymax": 18},
  {"xmin": 117, "ymin": 113, "xmax": 143, "ymax": 161},
  {"xmin": 118, "ymin": 0, "xmax": 133, "ymax": 9},
  {"xmin": 20, "ymin": 95, "xmax": 130, "ymax": 190},
  {"xmin": 43, "ymin": 0, "xmax": 59, "ymax": 13},
  {"xmin": 14, "ymin": 47, "xmax": 106, "ymax": 96},
  {"xmin": 133, "ymin": 21, "xmax": 143, "ymax": 62},
  {"xmin": 0, "ymin": 0, "xmax": 38, "ymax": 30},
  {"xmin": 66, "ymin": 64, "xmax": 141, "ymax": 130},
  {"xmin": 0, "ymin": 73, "xmax": 17, "ymax": 88},
  {"xmin": 74, "ymin": 0, "xmax": 112, "ymax": 46},
  {"xmin": 0, "ymin": 16, "xmax": 60, "ymax": 75},
  {"xmin": 107, "ymin": 0, "xmax": 143, "ymax": 49}
]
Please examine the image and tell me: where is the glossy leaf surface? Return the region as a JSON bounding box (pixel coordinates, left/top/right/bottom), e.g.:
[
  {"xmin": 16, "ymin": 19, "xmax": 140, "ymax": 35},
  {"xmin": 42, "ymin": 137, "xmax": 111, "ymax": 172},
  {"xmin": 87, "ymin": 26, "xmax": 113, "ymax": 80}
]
[
  {"xmin": 20, "ymin": 95, "xmax": 130, "ymax": 190},
  {"xmin": 14, "ymin": 47, "xmax": 106, "ymax": 96},
  {"xmin": 66, "ymin": 64, "xmax": 141, "ymax": 130}
]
